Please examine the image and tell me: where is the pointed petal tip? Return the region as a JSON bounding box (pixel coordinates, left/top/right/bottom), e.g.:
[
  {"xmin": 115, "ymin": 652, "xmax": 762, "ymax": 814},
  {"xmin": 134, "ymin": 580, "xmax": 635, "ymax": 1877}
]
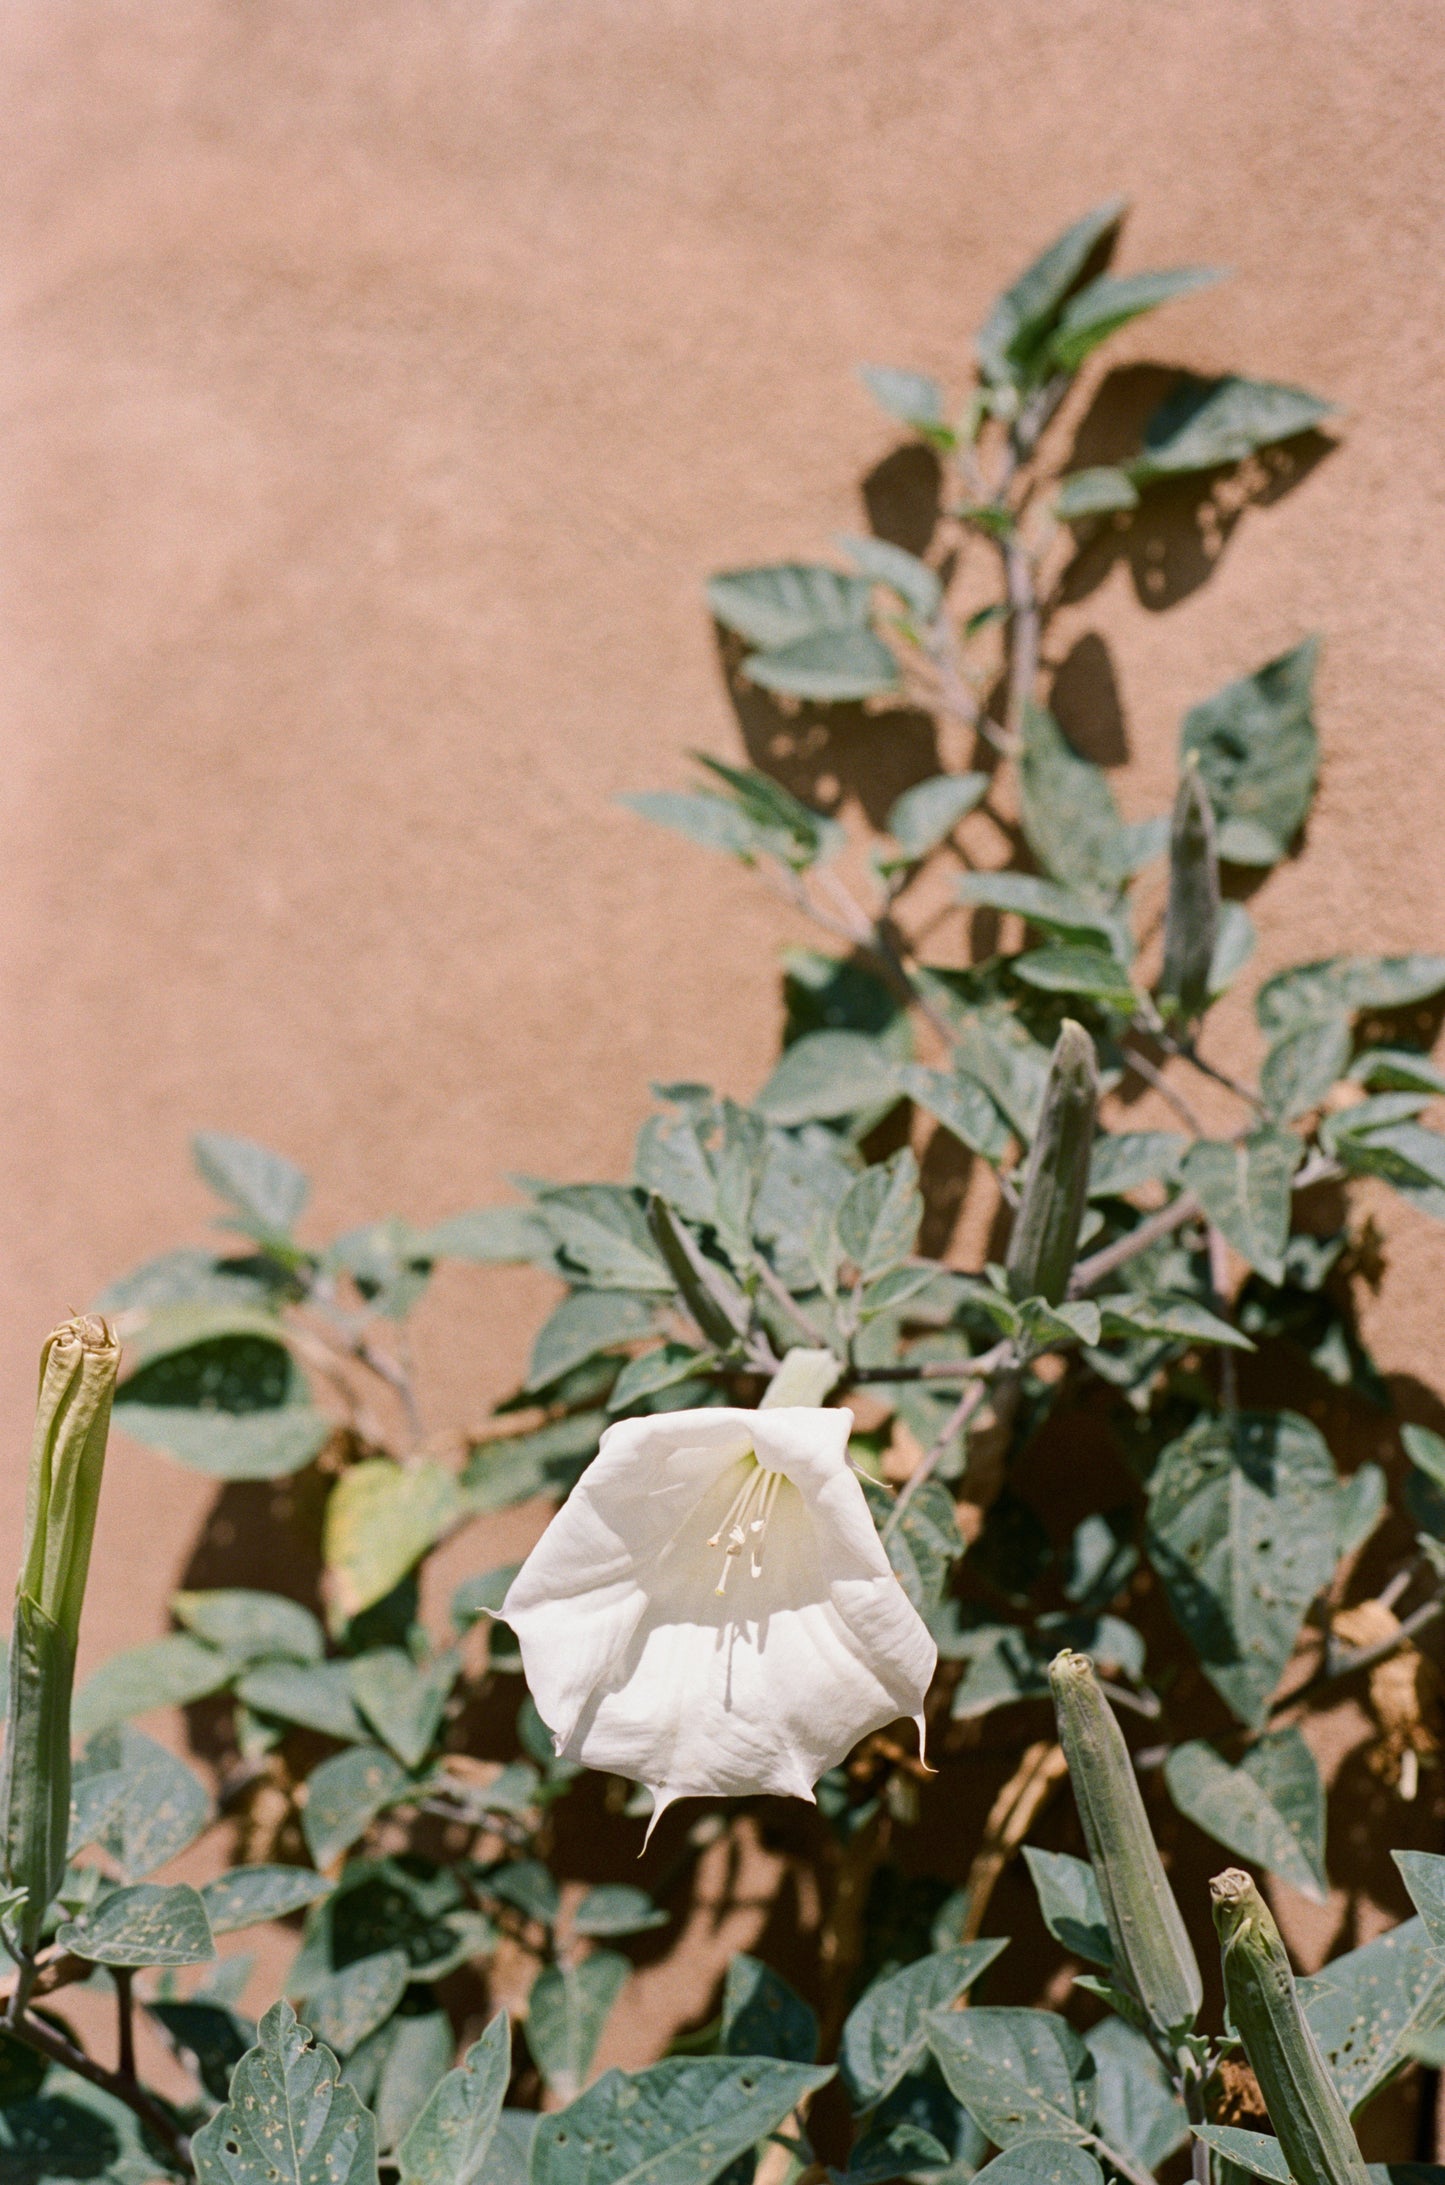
[{"xmin": 914, "ymin": 1712, "xmax": 935, "ymax": 1775}]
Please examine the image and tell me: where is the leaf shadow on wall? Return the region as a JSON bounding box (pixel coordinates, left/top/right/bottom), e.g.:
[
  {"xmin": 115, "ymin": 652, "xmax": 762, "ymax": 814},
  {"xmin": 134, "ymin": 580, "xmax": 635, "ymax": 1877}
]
[{"xmin": 1057, "ymin": 363, "xmax": 1338, "ymax": 615}]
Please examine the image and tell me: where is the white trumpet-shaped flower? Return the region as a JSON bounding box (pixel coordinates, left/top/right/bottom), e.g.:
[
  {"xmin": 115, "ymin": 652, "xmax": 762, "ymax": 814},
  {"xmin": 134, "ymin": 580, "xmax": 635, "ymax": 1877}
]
[{"xmin": 501, "ymin": 1404, "xmax": 937, "ymax": 1829}]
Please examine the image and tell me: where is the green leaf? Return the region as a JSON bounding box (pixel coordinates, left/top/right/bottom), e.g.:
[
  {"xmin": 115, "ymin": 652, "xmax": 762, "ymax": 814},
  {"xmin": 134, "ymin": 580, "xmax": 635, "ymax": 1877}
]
[
  {"xmin": 899, "ymin": 1065, "xmax": 1010, "ymax": 1164},
  {"xmin": 977, "ymin": 199, "xmax": 1126, "ymax": 386},
  {"xmin": 971, "ymin": 2149, "xmax": 1104, "ymax": 2185},
  {"xmin": 834, "ymin": 2119, "xmax": 952, "ymax": 2184},
  {"xmin": 1146, "ymin": 1410, "xmax": 1341, "ymax": 1727},
  {"xmin": 1180, "ymin": 1127, "xmax": 1301, "ymax": 1284},
  {"xmin": 236, "ymin": 1659, "xmax": 366, "ymax": 1742},
  {"xmin": 150, "ymin": 1996, "xmax": 257, "ymax": 2103},
  {"xmin": 1012, "ymin": 947, "xmax": 1135, "ymax": 1011},
  {"xmin": 1164, "ymin": 1730, "xmax": 1326, "ymax": 1900},
  {"xmin": 1049, "ymin": 265, "xmax": 1223, "ymax": 370},
  {"xmin": 839, "ymin": 534, "xmax": 942, "ymax": 619},
  {"xmin": 744, "ymin": 626, "xmax": 901, "ymax": 702},
  {"xmin": 324, "ymin": 1460, "xmax": 462, "ymax": 1624},
  {"xmin": 836, "ymin": 1151, "xmax": 922, "ymax": 1280},
  {"xmin": 302, "ymin": 1746, "xmax": 410, "ymax": 1868},
  {"xmin": 886, "ymin": 773, "xmax": 989, "ymax": 859},
  {"xmin": 537, "ymin": 1188, "xmax": 672, "ymax": 1294},
  {"xmin": 707, "ymin": 564, "xmax": 872, "ymax": 648},
  {"xmin": 193, "ymin": 2000, "xmax": 378, "ymax": 2185},
  {"xmin": 1096, "ymin": 1294, "xmax": 1254, "ymax": 1351},
  {"xmin": 300, "ymin": 1949, "xmax": 411, "ymax": 2057},
  {"xmin": 1211, "ymin": 901, "xmax": 1258, "ymax": 995},
  {"xmin": 1056, "ymin": 467, "xmax": 1140, "ymax": 521},
  {"xmin": 59, "ymin": 1881, "xmax": 215, "ymax": 1967},
  {"xmin": 1261, "ymin": 1018, "xmax": 1353, "ymax": 1121},
  {"xmin": 840, "ymin": 1942, "xmax": 1007, "ymax": 2107},
  {"xmin": 527, "ymin": 1952, "xmax": 630, "ymax": 2100},
  {"xmin": 755, "ymin": 1032, "xmax": 902, "ymax": 1126},
  {"xmin": 114, "ymin": 1323, "xmax": 330, "ymax": 1482},
  {"xmin": 951, "ymin": 1004, "xmax": 1056, "ymax": 1141},
  {"xmin": 2, "ymin": 2064, "xmax": 190, "ymax": 2182},
  {"xmin": 1300, "ymin": 1917, "xmax": 1445, "ymax": 2115},
  {"xmin": 1195, "ymin": 2128, "xmax": 1292, "ymax": 2182},
  {"xmin": 858, "ymin": 366, "xmax": 949, "ymax": 437},
  {"xmin": 1019, "ymin": 705, "xmax": 1130, "ymax": 899},
  {"xmin": 192, "ymin": 1132, "xmax": 309, "ymax": 1240},
  {"xmin": 72, "ymin": 1634, "xmax": 230, "ymax": 1740},
  {"xmin": 1087, "ymin": 1133, "xmax": 1186, "ymax": 1200},
  {"xmin": 1336, "ymin": 1464, "xmax": 1387, "ymax": 1559},
  {"xmin": 1084, "ymin": 2016, "xmax": 1189, "ymax": 2172},
  {"xmin": 1395, "ymin": 1853, "xmax": 1445, "ymax": 1953},
  {"xmin": 172, "ymin": 1589, "xmax": 324, "ymax": 1666},
  {"xmin": 864, "ymin": 1476, "xmax": 964, "ymax": 1615},
  {"xmin": 411, "ymin": 1206, "xmax": 556, "ymax": 1265},
  {"xmin": 368, "ymin": 2012, "xmax": 454, "ymax": 2155},
  {"xmin": 1351, "ymin": 1048, "xmax": 1445, "ymax": 1096},
  {"xmin": 1336, "ymin": 1121, "xmax": 1445, "ymax": 1201},
  {"xmin": 721, "ymin": 1956, "xmax": 818, "ymax": 2064},
  {"xmin": 926, "ymin": 2006, "xmax": 1097, "ymax": 2147},
  {"xmin": 959, "ymin": 873, "xmax": 1126, "ymax": 951},
  {"xmin": 202, "ymin": 1866, "xmax": 334, "ymax": 1936},
  {"xmin": 1132, "ymin": 376, "xmax": 1333, "ymax": 481},
  {"xmin": 1258, "ymin": 954, "xmax": 1445, "ymax": 1036},
  {"xmin": 527, "ymin": 1296, "xmax": 656, "ymax": 1396},
  {"xmin": 608, "ymin": 1345, "xmax": 714, "ymax": 1413},
  {"xmin": 1180, "ymin": 640, "xmax": 1320, "ymax": 867},
  {"xmin": 573, "ymin": 1887, "xmax": 668, "ymax": 1940},
  {"xmin": 349, "ymin": 1651, "xmax": 457, "ymax": 1771},
  {"xmin": 397, "ymin": 2014, "xmax": 510, "ymax": 2185},
  {"xmin": 78, "ymin": 1726, "xmax": 212, "ymax": 1882},
  {"xmin": 529, "ymin": 2057, "xmax": 833, "ymax": 2185},
  {"xmin": 113, "ymin": 1396, "xmax": 332, "ymax": 1480},
  {"xmin": 1020, "ymin": 1848, "xmax": 1112, "ymax": 1967}
]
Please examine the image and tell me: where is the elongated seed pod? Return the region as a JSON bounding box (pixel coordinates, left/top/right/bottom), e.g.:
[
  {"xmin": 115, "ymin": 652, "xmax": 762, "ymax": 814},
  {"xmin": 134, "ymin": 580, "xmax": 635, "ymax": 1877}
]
[
  {"xmin": 1050, "ymin": 1649, "xmax": 1202, "ymax": 2037},
  {"xmin": 1158, "ymin": 757, "xmax": 1220, "ymax": 1023},
  {"xmin": 1212, "ymin": 1869, "xmax": 1371, "ymax": 2185},
  {"xmin": 1006, "ymin": 1020, "xmax": 1098, "ymax": 1305},
  {"xmin": 3, "ymin": 1317, "xmax": 119, "ymax": 1950}
]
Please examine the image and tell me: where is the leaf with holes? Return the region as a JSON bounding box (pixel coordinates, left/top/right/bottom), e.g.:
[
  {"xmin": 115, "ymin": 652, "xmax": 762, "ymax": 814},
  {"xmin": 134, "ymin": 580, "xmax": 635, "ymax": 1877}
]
[
  {"xmin": 529, "ymin": 2056, "xmax": 833, "ymax": 2185},
  {"xmin": 926, "ymin": 2007, "xmax": 1097, "ymax": 2147},
  {"xmin": 59, "ymin": 1882, "xmax": 215, "ymax": 1968},
  {"xmin": 1164, "ymin": 1730, "xmax": 1326, "ymax": 1900},
  {"xmin": 192, "ymin": 2000, "xmax": 378, "ymax": 2185},
  {"xmin": 840, "ymin": 1942, "xmax": 1008, "ymax": 2108},
  {"xmin": 1146, "ymin": 1410, "xmax": 1339, "ymax": 1726},
  {"xmin": 1300, "ymin": 1917, "xmax": 1445, "ymax": 2115},
  {"xmin": 526, "ymin": 1953, "xmax": 630, "ymax": 2101}
]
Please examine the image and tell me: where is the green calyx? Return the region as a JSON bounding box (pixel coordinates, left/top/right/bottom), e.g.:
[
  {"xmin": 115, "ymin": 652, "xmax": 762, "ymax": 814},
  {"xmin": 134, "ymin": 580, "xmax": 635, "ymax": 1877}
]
[
  {"xmin": 1005, "ymin": 1019, "xmax": 1098, "ymax": 1306},
  {"xmin": 1050, "ymin": 1647, "xmax": 1202, "ymax": 2039},
  {"xmin": 1212, "ymin": 1868, "xmax": 1371, "ymax": 2185}
]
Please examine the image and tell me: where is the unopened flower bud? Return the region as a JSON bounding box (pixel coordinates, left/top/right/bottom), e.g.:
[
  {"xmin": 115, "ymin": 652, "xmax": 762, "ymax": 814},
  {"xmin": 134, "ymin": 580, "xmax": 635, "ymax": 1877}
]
[
  {"xmin": 1212, "ymin": 1869, "xmax": 1370, "ymax": 2185},
  {"xmin": 1158, "ymin": 758, "xmax": 1220, "ymax": 1024},
  {"xmin": 2, "ymin": 1317, "xmax": 120, "ymax": 1948},
  {"xmin": 1006, "ymin": 1021, "xmax": 1098, "ymax": 1306},
  {"xmin": 1050, "ymin": 1648, "xmax": 1201, "ymax": 2038}
]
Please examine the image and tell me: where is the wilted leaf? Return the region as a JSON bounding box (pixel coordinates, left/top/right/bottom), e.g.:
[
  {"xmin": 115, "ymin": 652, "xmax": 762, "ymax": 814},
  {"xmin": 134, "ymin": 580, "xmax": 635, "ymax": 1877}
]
[{"xmin": 324, "ymin": 1461, "xmax": 462, "ymax": 1623}]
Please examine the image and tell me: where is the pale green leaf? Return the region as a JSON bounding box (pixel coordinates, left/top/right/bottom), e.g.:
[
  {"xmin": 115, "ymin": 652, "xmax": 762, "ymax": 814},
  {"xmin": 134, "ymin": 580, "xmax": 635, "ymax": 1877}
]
[
  {"xmin": 1020, "ymin": 1848, "xmax": 1112, "ymax": 1967},
  {"xmin": 537, "ymin": 1187, "xmax": 672, "ymax": 1293},
  {"xmin": 840, "ymin": 1942, "xmax": 1007, "ymax": 2107},
  {"xmin": 858, "ymin": 365, "xmax": 949, "ymax": 436},
  {"xmin": 72, "ymin": 1634, "xmax": 231, "ymax": 1740},
  {"xmin": 744, "ymin": 626, "xmax": 901, "ymax": 702},
  {"xmin": 526, "ymin": 1952, "xmax": 630, "ymax": 2100},
  {"xmin": 1180, "ymin": 640, "xmax": 1320, "ymax": 867},
  {"xmin": 1085, "ymin": 2015, "xmax": 1190, "ymax": 2172},
  {"xmin": 1050, "ymin": 265, "xmax": 1223, "ymax": 371},
  {"xmin": 573, "ymin": 1887, "xmax": 669, "ymax": 1939},
  {"xmin": 302, "ymin": 1746, "xmax": 410, "ymax": 1868},
  {"xmin": 1300, "ymin": 1916, "xmax": 1445, "ymax": 2115},
  {"xmin": 192, "ymin": 1132, "xmax": 309, "ymax": 1239},
  {"xmin": 236, "ymin": 1660, "xmax": 367, "ymax": 1742},
  {"xmin": 977, "ymin": 199, "xmax": 1126, "ymax": 386},
  {"xmin": 202, "ymin": 1866, "xmax": 334, "ymax": 1936},
  {"xmin": 1164, "ymin": 1729, "xmax": 1326, "ymax": 1900},
  {"xmin": 59, "ymin": 1881, "xmax": 215, "ymax": 1967},
  {"xmin": 1132, "ymin": 376, "xmax": 1332, "ymax": 481},
  {"xmin": 707, "ymin": 564, "xmax": 871, "ymax": 648},
  {"xmin": 1180, "ymin": 1127, "xmax": 1301, "ymax": 1283},
  {"xmin": 926, "ymin": 2006, "xmax": 1097, "ymax": 2146},
  {"xmin": 1019, "ymin": 705, "xmax": 1130, "ymax": 898},
  {"xmin": 172, "ymin": 1588, "xmax": 324, "ymax": 1666},
  {"xmin": 192, "ymin": 2000, "xmax": 378, "ymax": 2185},
  {"xmin": 887, "ymin": 773, "xmax": 989, "ymax": 857},
  {"xmin": 349, "ymin": 1650, "xmax": 458, "ymax": 1771},
  {"xmin": 1056, "ymin": 468, "xmax": 1140, "ymax": 521},
  {"xmin": 529, "ymin": 2057, "xmax": 834, "ymax": 2185},
  {"xmin": 324, "ymin": 1460, "xmax": 462, "ymax": 1623},
  {"xmin": 1087, "ymin": 1133, "xmax": 1186, "ymax": 1200},
  {"xmin": 755, "ymin": 1032, "xmax": 902, "ymax": 1126},
  {"xmin": 397, "ymin": 2014, "xmax": 511, "ymax": 2185},
  {"xmin": 301, "ymin": 1948, "xmax": 410, "ymax": 2058}
]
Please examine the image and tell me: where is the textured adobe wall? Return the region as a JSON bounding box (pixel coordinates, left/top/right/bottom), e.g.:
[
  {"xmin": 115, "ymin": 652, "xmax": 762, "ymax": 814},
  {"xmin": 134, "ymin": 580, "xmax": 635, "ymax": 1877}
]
[{"xmin": 2, "ymin": 0, "xmax": 1444, "ymax": 2083}]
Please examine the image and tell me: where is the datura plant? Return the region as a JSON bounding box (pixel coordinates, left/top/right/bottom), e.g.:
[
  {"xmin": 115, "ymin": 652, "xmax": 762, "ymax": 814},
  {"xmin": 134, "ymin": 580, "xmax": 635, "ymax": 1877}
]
[{"xmin": 5, "ymin": 200, "xmax": 1445, "ymax": 2185}]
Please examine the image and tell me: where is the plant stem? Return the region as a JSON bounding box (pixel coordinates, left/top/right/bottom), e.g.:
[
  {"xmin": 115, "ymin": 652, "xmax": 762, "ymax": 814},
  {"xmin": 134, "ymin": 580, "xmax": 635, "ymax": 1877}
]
[
  {"xmin": 115, "ymin": 1967, "xmax": 135, "ymax": 2083},
  {"xmin": 753, "ymin": 1259, "xmax": 830, "ymax": 1349},
  {"xmin": 883, "ymin": 1362, "xmax": 1004, "ymax": 1540},
  {"xmin": 6, "ymin": 2006, "xmax": 192, "ymax": 2173},
  {"xmin": 1123, "ymin": 1044, "xmax": 1209, "ymax": 1134},
  {"xmin": 1206, "ymin": 1225, "xmax": 1239, "ymax": 1415},
  {"xmin": 1070, "ymin": 1193, "xmax": 1203, "ymax": 1294}
]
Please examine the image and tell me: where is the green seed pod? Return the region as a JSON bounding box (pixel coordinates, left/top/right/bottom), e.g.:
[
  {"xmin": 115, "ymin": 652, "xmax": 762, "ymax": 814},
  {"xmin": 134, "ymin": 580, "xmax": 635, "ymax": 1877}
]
[
  {"xmin": 1006, "ymin": 1019, "xmax": 1098, "ymax": 1305},
  {"xmin": 1212, "ymin": 1868, "xmax": 1370, "ymax": 2185},
  {"xmin": 1049, "ymin": 1648, "xmax": 1202, "ymax": 2038},
  {"xmin": 646, "ymin": 1193, "xmax": 747, "ymax": 1350},
  {"xmin": 1158, "ymin": 757, "xmax": 1220, "ymax": 1024},
  {"xmin": 2, "ymin": 1317, "xmax": 120, "ymax": 1950}
]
